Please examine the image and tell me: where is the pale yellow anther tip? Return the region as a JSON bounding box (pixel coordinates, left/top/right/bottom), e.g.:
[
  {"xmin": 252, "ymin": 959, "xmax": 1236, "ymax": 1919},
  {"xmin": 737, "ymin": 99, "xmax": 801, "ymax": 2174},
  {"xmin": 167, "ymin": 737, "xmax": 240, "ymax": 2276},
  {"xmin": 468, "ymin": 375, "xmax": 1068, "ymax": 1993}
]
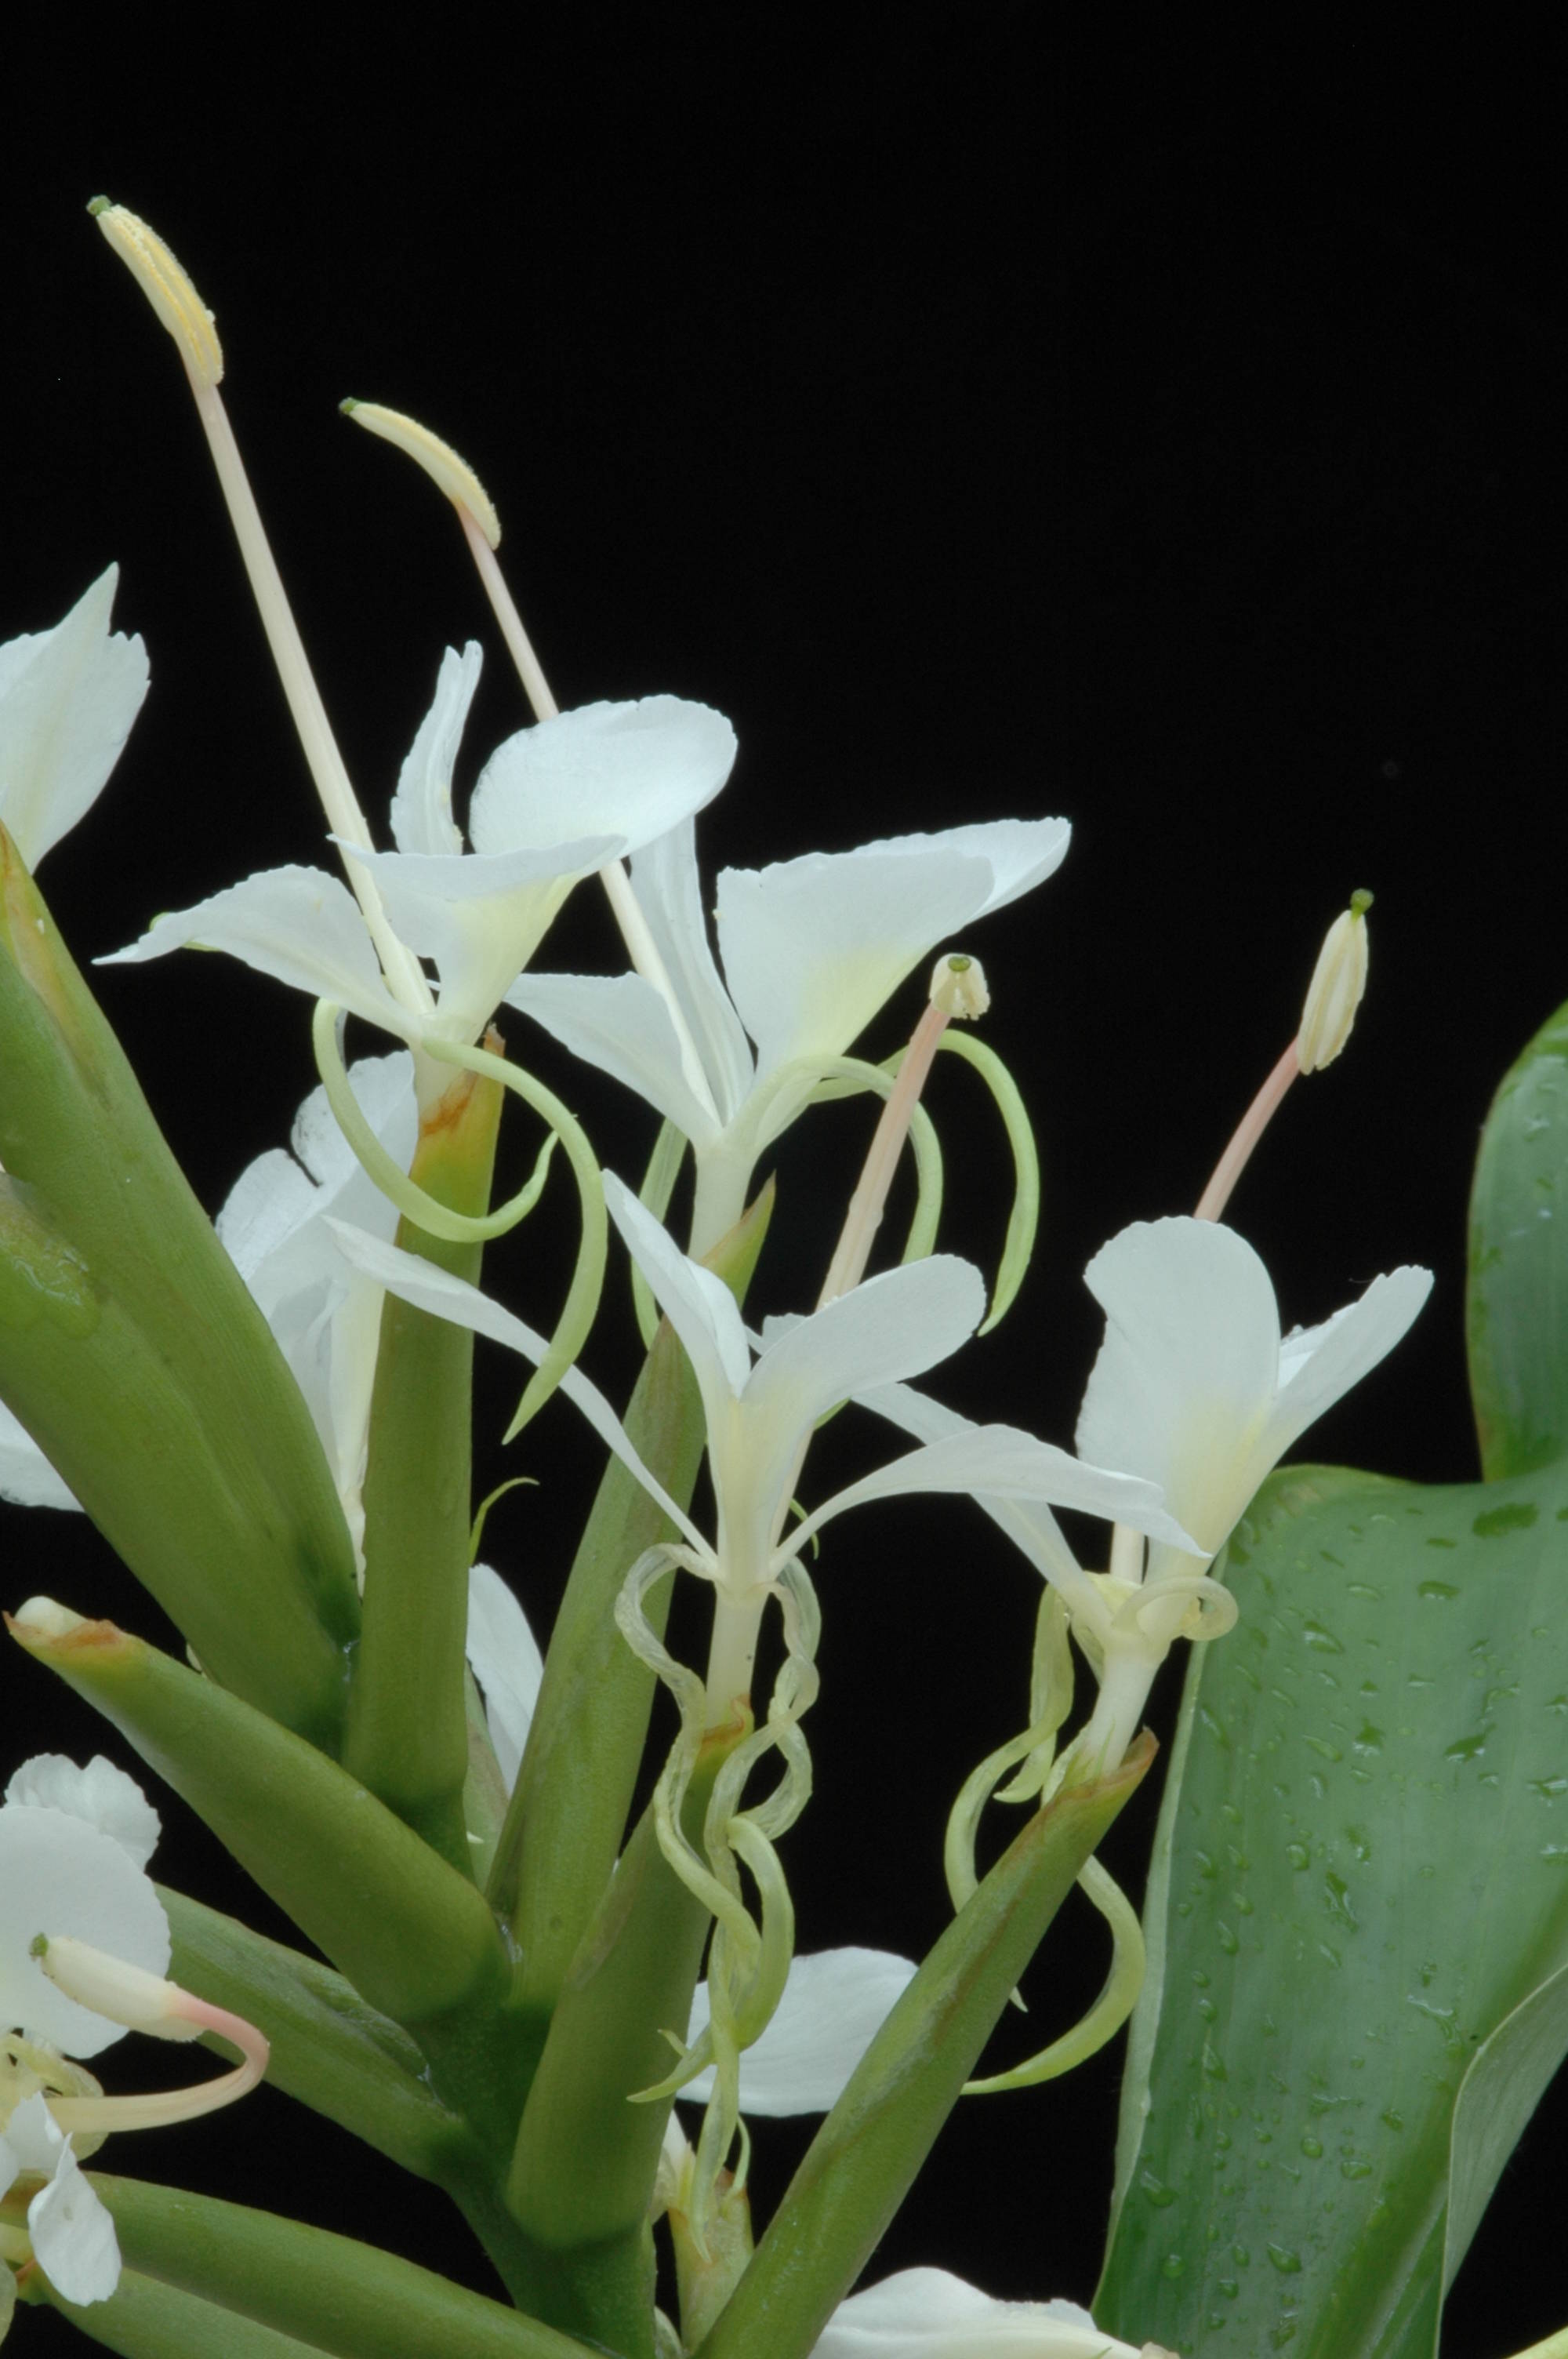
[
  {"xmin": 931, "ymin": 951, "xmax": 990, "ymax": 1021},
  {"xmin": 340, "ymin": 400, "xmax": 502, "ymax": 547},
  {"xmin": 89, "ymin": 198, "xmax": 223, "ymax": 386},
  {"xmin": 1297, "ymin": 889, "xmax": 1372, "ymax": 1073}
]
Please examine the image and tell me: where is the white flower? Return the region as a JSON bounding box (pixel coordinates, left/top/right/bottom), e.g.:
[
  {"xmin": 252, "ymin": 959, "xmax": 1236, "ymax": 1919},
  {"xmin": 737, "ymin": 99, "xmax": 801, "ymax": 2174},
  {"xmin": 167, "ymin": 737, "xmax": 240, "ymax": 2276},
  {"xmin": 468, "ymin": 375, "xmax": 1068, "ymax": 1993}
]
[
  {"xmin": 101, "ymin": 646, "xmax": 736, "ymax": 1079},
  {"xmin": 216, "ymin": 1052, "xmax": 417, "ymax": 1563},
  {"xmin": 506, "ymin": 813, "xmax": 1070, "ymax": 1249},
  {"xmin": 0, "ymin": 568, "xmax": 148, "ymax": 871},
  {"xmin": 0, "ymin": 1754, "xmax": 169, "ymax": 2313},
  {"xmin": 0, "ymin": 2093, "xmax": 120, "ymax": 2306},
  {"xmin": 810, "ymin": 2270, "xmax": 1173, "ymax": 2357},
  {"xmin": 1075, "ymin": 1216, "xmax": 1433, "ymax": 1590},
  {"xmin": 329, "ymin": 1177, "xmax": 1190, "ymax": 1612}
]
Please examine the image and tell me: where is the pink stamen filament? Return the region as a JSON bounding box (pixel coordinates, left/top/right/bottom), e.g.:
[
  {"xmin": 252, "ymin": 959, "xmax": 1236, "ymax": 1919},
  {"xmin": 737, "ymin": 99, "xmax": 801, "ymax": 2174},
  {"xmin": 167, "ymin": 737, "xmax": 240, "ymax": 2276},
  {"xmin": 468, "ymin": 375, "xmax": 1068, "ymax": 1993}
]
[
  {"xmin": 1192, "ymin": 1038, "xmax": 1300, "ymax": 1225},
  {"xmin": 46, "ymin": 1997, "xmax": 268, "ymax": 2135}
]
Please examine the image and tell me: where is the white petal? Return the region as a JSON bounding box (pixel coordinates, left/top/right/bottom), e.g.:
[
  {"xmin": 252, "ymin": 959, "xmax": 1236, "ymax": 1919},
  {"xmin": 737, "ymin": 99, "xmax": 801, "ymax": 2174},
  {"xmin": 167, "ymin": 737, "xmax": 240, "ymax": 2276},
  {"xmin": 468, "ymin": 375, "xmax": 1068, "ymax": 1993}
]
[
  {"xmin": 631, "ymin": 820, "xmax": 754, "ymax": 1124},
  {"xmin": 604, "ymin": 1176, "xmax": 754, "ymax": 1402},
  {"xmin": 27, "ymin": 2125, "xmax": 122, "ymax": 2305},
  {"xmin": 468, "ymin": 696, "xmax": 735, "ymax": 860},
  {"xmin": 290, "ymin": 1050, "xmax": 418, "ymax": 1199},
  {"xmin": 855, "ymin": 1380, "xmax": 1083, "ymax": 1598},
  {"xmin": 1269, "ymin": 1265, "xmax": 1433, "ymax": 1448},
  {"xmin": 0, "ymin": 1398, "xmax": 80, "ymax": 1510},
  {"xmin": 3, "ymin": 1755, "xmax": 160, "ymax": 1870},
  {"xmin": 99, "ymin": 866, "xmax": 412, "ymax": 1039},
  {"xmin": 812, "ymin": 2268, "xmax": 1143, "ymax": 2357},
  {"xmin": 466, "ymin": 1564, "xmax": 543, "ymax": 1794},
  {"xmin": 1075, "ymin": 1218, "xmax": 1283, "ymax": 1557},
  {"xmin": 325, "ymin": 1219, "xmax": 707, "ymax": 1558},
  {"xmin": 717, "ymin": 819, "xmax": 1069, "ymax": 1096},
  {"xmin": 390, "ymin": 642, "xmax": 481, "ymax": 857},
  {"xmin": 682, "ymin": 1947, "xmax": 915, "ymax": 2114},
  {"xmin": 506, "ymin": 969, "xmax": 724, "ymax": 1147},
  {"xmin": 0, "ymin": 567, "xmax": 149, "ymax": 869},
  {"xmin": 746, "ymin": 1256, "xmax": 986, "ymax": 1440},
  {"xmin": 0, "ymin": 1808, "xmax": 169, "ymax": 2056},
  {"xmin": 795, "ymin": 1423, "xmax": 1195, "ymax": 1565}
]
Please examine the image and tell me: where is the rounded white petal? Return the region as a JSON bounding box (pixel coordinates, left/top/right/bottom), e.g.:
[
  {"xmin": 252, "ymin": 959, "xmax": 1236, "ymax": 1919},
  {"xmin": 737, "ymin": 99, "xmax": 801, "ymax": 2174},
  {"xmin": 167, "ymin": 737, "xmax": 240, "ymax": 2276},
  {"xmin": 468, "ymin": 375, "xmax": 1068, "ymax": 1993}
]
[
  {"xmin": 683, "ymin": 1947, "xmax": 916, "ymax": 2114},
  {"xmin": 1075, "ymin": 1218, "xmax": 1283, "ymax": 1557},
  {"xmin": 390, "ymin": 642, "xmax": 481, "ymax": 858},
  {"xmin": 98, "ymin": 865, "xmax": 411, "ymax": 1039},
  {"xmin": 812, "ymin": 2268, "xmax": 1144, "ymax": 2357},
  {"xmin": 0, "ymin": 567, "xmax": 149, "ymax": 870},
  {"xmin": 747, "ymin": 1256, "xmax": 986, "ymax": 1439},
  {"xmin": 717, "ymin": 818, "xmax": 1069, "ymax": 1093},
  {"xmin": 1269, "ymin": 1264, "xmax": 1433, "ymax": 1445},
  {"xmin": 469, "ymin": 696, "xmax": 735, "ymax": 859},
  {"xmin": 3, "ymin": 1755, "xmax": 160, "ymax": 1871},
  {"xmin": 0, "ymin": 1808, "xmax": 169, "ymax": 2056},
  {"xmin": 506, "ymin": 970, "xmax": 724, "ymax": 1148},
  {"xmin": 466, "ymin": 1565, "xmax": 543, "ymax": 1794}
]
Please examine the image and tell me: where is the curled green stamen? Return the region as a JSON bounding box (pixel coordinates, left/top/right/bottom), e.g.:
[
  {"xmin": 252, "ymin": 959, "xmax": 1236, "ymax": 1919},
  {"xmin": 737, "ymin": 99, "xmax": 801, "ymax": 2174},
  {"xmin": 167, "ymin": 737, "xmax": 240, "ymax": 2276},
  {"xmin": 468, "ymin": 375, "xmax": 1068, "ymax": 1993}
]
[{"xmin": 963, "ymin": 1855, "xmax": 1146, "ymax": 2092}]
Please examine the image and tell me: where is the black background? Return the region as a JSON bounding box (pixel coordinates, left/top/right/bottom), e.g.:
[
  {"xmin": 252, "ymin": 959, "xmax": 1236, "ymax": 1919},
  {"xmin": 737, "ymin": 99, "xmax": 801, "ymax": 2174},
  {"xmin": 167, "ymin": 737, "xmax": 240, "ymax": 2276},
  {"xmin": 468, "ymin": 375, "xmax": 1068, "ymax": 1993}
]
[{"xmin": 5, "ymin": 17, "xmax": 1566, "ymax": 2354}]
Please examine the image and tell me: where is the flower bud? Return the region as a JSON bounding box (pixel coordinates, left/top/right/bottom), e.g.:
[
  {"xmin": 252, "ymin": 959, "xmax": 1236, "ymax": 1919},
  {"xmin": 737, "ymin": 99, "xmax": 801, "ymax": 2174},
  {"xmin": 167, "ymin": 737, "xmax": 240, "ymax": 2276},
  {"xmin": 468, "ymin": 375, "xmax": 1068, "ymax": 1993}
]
[{"xmin": 1297, "ymin": 890, "xmax": 1371, "ymax": 1072}]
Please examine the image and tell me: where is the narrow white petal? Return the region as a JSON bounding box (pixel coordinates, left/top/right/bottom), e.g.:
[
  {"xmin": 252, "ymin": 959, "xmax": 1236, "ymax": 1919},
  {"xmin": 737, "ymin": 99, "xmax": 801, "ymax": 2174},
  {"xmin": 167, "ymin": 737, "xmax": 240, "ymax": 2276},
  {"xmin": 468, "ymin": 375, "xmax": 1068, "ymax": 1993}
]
[
  {"xmin": 469, "ymin": 696, "xmax": 735, "ymax": 858},
  {"xmin": 27, "ymin": 2131, "xmax": 122, "ymax": 2305},
  {"xmin": 604, "ymin": 1176, "xmax": 753, "ymax": 1401},
  {"xmin": 812, "ymin": 2267, "xmax": 1142, "ymax": 2357},
  {"xmin": 325, "ymin": 1220, "xmax": 707, "ymax": 1558},
  {"xmin": 506, "ymin": 970, "xmax": 723, "ymax": 1147},
  {"xmin": 289, "ymin": 1051, "xmax": 419, "ymax": 1204},
  {"xmin": 0, "ymin": 1809, "xmax": 169, "ymax": 2056},
  {"xmin": 794, "ymin": 1423, "xmax": 1195, "ymax": 1561},
  {"xmin": 0, "ymin": 566, "xmax": 149, "ymax": 869},
  {"xmin": 682, "ymin": 1947, "xmax": 916, "ymax": 2114},
  {"xmin": 466, "ymin": 1564, "xmax": 543, "ymax": 1794},
  {"xmin": 717, "ymin": 818, "xmax": 1069, "ymax": 1091},
  {"xmin": 98, "ymin": 866, "xmax": 412, "ymax": 1039},
  {"xmin": 0, "ymin": 1399, "xmax": 80, "ymax": 1510},
  {"xmin": 631, "ymin": 819, "xmax": 755, "ymax": 1122},
  {"xmin": 1076, "ymin": 1218, "xmax": 1283, "ymax": 1556},
  {"xmin": 389, "ymin": 642, "xmax": 481, "ymax": 857},
  {"xmin": 1267, "ymin": 1265, "xmax": 1433, "ymax": 1449},
  {"xmin": 3, "ymin": 1755, "xmax": 160, "ymax": 1870}
]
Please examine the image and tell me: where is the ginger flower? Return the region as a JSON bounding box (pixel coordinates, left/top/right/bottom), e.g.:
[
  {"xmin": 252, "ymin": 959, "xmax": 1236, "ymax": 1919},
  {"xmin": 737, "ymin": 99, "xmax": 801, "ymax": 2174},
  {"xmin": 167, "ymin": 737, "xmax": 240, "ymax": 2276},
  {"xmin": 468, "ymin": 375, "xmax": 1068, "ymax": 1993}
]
[
  {"xmin": 810, "ymin": 2270, "xmax": 1178, "ymax": 2357},
  {"xmin": 506, "ymin": 812, "xmax": 1070, "ymax": 1251}
]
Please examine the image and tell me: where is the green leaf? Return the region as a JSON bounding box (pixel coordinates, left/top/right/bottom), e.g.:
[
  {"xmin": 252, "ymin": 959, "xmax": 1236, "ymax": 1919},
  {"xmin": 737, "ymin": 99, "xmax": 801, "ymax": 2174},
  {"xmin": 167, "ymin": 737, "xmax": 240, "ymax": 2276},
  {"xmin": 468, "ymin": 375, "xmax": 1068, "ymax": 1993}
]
[
  {"xmin": 160, "ymin": 1888, "xmax": 481, "ymax": 2186},
  {"xmin": 0, "ymin": 831, "xmax": 358, "ymax": 1747},
  {"xmin": 695, "ymin": 1736, "xmax": 1154, "ymax": 2359},
  {"xmin": 1468, "ymin": 998, "xmax": 1568, "ymax": 1478},
  {"xmin": 1095, "ymin": 1461, "xmax": 1568, "ymax": 2357},
  {"xmin": 82, "ymin": 2175, "xmax": 601, "ymax": 2358}
]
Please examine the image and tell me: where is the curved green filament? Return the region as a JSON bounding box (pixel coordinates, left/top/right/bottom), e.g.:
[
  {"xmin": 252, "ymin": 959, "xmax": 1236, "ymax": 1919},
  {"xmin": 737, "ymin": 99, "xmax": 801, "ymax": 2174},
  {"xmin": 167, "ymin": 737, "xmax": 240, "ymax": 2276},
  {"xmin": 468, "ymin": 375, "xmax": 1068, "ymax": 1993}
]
[
  {"xmin": 933, "ymin": 1030, "xmax": 1040, "ymax": 1333},
  {"xmin": 633, "ymin": 1121, "xmax": 688, "ymax": 1349},
  {"xmin": 963, "ymin": 1853, "xmax": 1145, "ymax": 2092},
  {"xmin": 310, "ymin": 1001, "xmax": 557, "ymax": 1244},
  {"xmin": 420, "ymin": 1032, "xmax": 609, "ymax": 1442},
  {"xmin": 468, "ymin": 1474, "xmax": 538, "ymax": 1565}
]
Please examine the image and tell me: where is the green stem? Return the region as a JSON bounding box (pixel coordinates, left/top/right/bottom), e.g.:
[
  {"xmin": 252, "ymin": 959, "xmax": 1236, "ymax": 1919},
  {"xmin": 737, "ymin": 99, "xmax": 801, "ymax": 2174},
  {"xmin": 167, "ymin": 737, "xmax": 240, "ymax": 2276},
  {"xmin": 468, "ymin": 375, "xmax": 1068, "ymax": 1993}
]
[
  {"xmin": 693, "ymin": 1734, "xmax": 1157, "ymax": 2359},
  {"xmin": 346, "ymin": 1053, "xmax": 503, "ymax": 1870},
  {"xmin": 504, "ymin": 1716, "xmax": 750, "ymax": 2359}
]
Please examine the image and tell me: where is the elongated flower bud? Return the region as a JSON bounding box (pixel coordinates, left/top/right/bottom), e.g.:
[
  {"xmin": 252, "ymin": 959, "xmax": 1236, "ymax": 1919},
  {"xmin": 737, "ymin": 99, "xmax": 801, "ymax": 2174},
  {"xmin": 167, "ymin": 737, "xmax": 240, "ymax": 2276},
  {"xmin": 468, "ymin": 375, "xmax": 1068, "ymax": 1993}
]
[{"xmin": 1297, "ymin": 890, "xmax": 1372, "ymax": 1073}]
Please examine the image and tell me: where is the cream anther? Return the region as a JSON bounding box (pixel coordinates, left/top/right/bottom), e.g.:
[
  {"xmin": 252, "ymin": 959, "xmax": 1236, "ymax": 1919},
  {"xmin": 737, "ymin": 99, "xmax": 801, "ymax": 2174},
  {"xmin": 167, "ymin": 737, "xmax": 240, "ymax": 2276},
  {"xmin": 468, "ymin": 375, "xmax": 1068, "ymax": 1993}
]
[
  {"xmin": 1297, "ymin": 890, "xmax": 1372, "ymax": 1073},
  {"xmin": 930, "ymin": 952, "xmax": 989, "ymax": 1020},
  {"xmin": 89, "ymin": 199, "xmax": 223, "ymax": 386},
  {"xmin": 341, "ymin": 401, "xmax": 502, "ymax": 547}
]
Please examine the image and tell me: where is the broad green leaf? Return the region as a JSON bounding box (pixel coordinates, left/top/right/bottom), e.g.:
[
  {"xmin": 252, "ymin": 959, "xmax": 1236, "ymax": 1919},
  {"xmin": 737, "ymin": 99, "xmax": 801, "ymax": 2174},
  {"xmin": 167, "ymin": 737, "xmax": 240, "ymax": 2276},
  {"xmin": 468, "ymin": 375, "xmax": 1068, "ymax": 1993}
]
[
  {"xmin": 1097, "ymin": 1463, "xmax": 1568, "ymax": 2357},
  {"xmin": 1467, "ymin": 999, "xmax": 1568, "ymax": 1479}
]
